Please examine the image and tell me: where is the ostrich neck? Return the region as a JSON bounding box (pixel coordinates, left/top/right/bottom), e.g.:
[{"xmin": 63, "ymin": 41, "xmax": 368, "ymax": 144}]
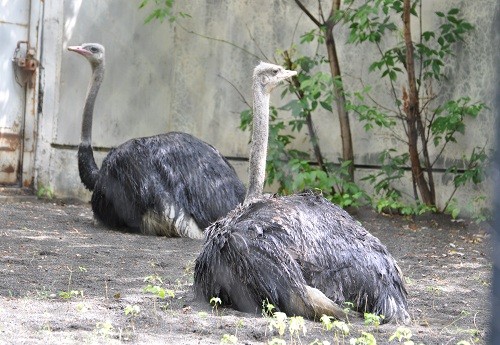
[
  {"xmin": 245, "ymin": 83, "xmax": 270, "ymax": 201},
  {"xmin": 81, "ymin": 63, "xmax": 104, "ymax": 145}
]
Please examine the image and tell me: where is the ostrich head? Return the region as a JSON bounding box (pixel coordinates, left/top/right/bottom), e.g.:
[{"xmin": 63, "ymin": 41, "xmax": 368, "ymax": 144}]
[
  {"xmin": 253, "ymin": 62, "xmax": 297, "ymax": 94},
  {"xmin": 68, "ymin": 43, "xmax": 106, "ymax": 148},
  {"xmin": 68, "ymin": 43, "xmax": 105, "ymax": 67}
]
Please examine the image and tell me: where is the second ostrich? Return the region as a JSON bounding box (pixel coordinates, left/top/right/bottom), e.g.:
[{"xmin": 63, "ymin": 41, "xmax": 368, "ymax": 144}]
[
  {"xmin": 194, "ymin": 62, "xmax": 410, "ymax": 323},
  {"xmin": 67, "ymin": 43, "xmax": 246, "ymax": 238}
]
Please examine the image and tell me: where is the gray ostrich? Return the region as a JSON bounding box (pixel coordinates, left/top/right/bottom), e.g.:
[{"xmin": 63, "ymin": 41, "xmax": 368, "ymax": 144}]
[
  {"xmin": 67, "ymin": 43, "xmax": 245, "ymax": 238},
  {"xmin": 194, "ymin": 62, "xmax": 410, "ymax": 323}
]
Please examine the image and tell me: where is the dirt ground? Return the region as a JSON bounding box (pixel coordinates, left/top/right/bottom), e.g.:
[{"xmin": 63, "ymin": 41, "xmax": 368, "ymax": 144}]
[{"xmin": 0, "ymin": 190, "xmax": 491, "ymax": 345}]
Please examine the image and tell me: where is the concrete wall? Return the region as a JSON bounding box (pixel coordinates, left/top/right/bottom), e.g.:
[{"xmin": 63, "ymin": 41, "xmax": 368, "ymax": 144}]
[{"xmin": 36, "ymin": 0, "xmax": 498, "ymax": 213}]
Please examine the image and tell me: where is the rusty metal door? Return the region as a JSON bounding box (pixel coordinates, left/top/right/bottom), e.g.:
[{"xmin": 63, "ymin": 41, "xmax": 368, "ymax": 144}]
[{"xmin": 0, "ymin": 1, "xmax": 40, "ymax": 187}]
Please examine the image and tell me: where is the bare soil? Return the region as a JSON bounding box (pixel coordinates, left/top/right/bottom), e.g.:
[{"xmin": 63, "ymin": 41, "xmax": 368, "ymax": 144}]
[{"xmin": 0, "ymin": 191, "xmax": 491, "ymax": 344}]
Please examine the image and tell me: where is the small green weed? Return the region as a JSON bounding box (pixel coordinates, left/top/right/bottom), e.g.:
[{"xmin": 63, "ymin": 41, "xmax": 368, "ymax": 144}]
[
  {"xmin": 320, "ymin": 314, "xmax": 350, "ymax": 343},
  {"xmin": 124, "ymin": 304, "xmax": 141, "ymax": 317},
  {"xmin": 268, "ymin": 312, "xmax": 288, "ymax": 337},
  {"xmin": 59, "ymin": 266, "xmax": 84, "ymax": 299},
  {"xmin": 262, "ymin": 299, "xmax": 276, "ymax": 318},
  {"xmin": 143, "ymin": 274, "xmax": 175, "ymax": 299},
  {"xmin": 364, "ymin": 312, "xmax": 384, "ymax": 328},
  {"xmin": 389, "ymin": 326, "xmax": 414, "ymax": 343},
  {"xmin": 58, "ymin": 290, "xmax": 83, "ymax": 299},
  {"xmin": 350, "ymin": 331, "xmax": 377, "ymax": 345},
  {"xmin": 36, "ymin": 183, "xmax": 54, "ymax": 199},
  {"xmin": 210, "ymin": 296, "xmax": 222, "ymax": 315},
  {"xmin": 220, "ymin": 333, "xmax": 238, "ymax": 344},
  {"xmin": 289, "ymin": 315, "xmax": 307, "ymax": 343}
]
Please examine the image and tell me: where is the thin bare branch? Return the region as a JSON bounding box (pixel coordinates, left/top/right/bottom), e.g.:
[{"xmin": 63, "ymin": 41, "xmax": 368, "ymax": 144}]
[
  {"xmin": 355, "ymin": 76, "xmax": 400, "ymax": 116},
  {"xmin": 177, "ymin": 23, "xmax": 262, "ymax": 60},
  {"xmin": 318, "ymin": 0, "xmax": 326, "ymax": 23},
  {"xmin": 289, "ymin": 12, "xmax": 305, "ymax": 50},
  {"xmin": 218, "ymin": 74, "xmax": 251, "ymax": 108},
  {"xmin": 294, "ymin": 0, "xmax": 323, "ymax": 28},
  {"xmin": 245, "ymin": 24, "xmax": 271, "ymax": 62}
]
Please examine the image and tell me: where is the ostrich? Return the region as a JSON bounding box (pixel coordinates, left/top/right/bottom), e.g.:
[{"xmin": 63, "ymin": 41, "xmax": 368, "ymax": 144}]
[
  {"xmin": 194, "ymin": 62, "xmax": 410, "ymax": 323},
  {"xmin": 67, "ymin": 43, "xmax": 246, "ymax": 238}
]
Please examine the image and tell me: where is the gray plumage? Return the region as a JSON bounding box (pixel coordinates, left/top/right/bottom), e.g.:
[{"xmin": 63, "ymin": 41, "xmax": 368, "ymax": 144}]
[
  {"xmin": 68, "ymin": 43, "xmax": 245, "ymax": 237},
  {"xmin": 194, "ymin": 62, "xmax": 410, "ymax": 323},
  {"xmin": 195, "ymin": 192, "xmax": 409, "ymax": 323}
]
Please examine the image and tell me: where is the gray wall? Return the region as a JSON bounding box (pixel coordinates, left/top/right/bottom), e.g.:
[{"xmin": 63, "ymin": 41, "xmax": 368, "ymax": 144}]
[{"xmin": 37, "ymin": 0, "xmax": 498, "ymax": 213}]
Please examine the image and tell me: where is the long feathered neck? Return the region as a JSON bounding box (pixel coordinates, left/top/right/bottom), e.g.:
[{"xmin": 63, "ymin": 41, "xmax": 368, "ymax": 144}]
[
  {"xmin": 245, "ymin": 81, "xmax": 270, "ymax": 201},
  {"xmin": 78, "ymin": 60, "xmax": 104, "ymax": 191},
  {"xmin": 82, "ymin": 61, "xmax": 104, "ymax": 145}
]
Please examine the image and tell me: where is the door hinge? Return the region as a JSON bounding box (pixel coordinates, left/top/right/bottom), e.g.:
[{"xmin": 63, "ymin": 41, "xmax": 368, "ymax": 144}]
[{"xmin": 12, "ymin": 41, "xmax": 39, "ymax": 88}]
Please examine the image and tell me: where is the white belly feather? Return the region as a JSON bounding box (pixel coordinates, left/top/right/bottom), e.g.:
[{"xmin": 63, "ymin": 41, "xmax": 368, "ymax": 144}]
[{"xmin": 141, "ymin": 203, "xmax": 204, "ymax": 239}]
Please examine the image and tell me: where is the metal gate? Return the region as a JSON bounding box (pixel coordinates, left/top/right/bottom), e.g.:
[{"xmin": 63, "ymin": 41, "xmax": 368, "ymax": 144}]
[{"xmin": 0, "ymin": 0, "xmax": 40, "ymax": 187}]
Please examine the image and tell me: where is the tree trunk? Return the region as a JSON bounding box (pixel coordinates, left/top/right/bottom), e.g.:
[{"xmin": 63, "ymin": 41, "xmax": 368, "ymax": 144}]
[
  {"xmin": 403, "ymin": 0, "xmax": 434, "ymax": 205},
  {"xmin": 293, "ymin": 0, "xmax": 355, "ymax": 182},
  {"xmin": 325, "ymin": 19, "xmax": 355, "ymax": 181}
]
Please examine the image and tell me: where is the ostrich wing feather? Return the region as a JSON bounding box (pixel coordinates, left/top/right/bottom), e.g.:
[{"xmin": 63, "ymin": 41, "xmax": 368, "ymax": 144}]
[{"xmin": 195, "ymin": 192, "xmax": 410, "ymax": 323}]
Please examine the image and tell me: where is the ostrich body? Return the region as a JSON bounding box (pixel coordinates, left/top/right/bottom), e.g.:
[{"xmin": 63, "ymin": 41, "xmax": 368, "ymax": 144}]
[
  {"xmin": 68, "ymin": 43, "xmax": 245, "ymax": 238},
  {"xmin": 194, "ymin": 62, "xmax": 410, "ymax": 323}
]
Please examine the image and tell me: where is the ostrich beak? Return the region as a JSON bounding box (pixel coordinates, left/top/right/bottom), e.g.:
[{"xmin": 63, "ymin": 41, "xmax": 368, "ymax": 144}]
[
  {"xmin": 277, "ymin": 69, "xmax": 297, "ymax": 85},
  {"xmin": 282, "ymin": 69, "xmax": 298, "ymax": 80},
  {"xmin": 67, "ymin": 45, "xmax": 91, "ymax": 57}
]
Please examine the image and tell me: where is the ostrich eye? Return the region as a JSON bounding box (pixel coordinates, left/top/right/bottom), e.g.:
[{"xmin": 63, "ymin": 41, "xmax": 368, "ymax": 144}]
[
  {"xmin": 272, "ymin": 69, "xmax": 279, "ymax": 75},
  {"xmin": 89, "ymin": 46, "xmax": 99, "ymax": 53}
]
